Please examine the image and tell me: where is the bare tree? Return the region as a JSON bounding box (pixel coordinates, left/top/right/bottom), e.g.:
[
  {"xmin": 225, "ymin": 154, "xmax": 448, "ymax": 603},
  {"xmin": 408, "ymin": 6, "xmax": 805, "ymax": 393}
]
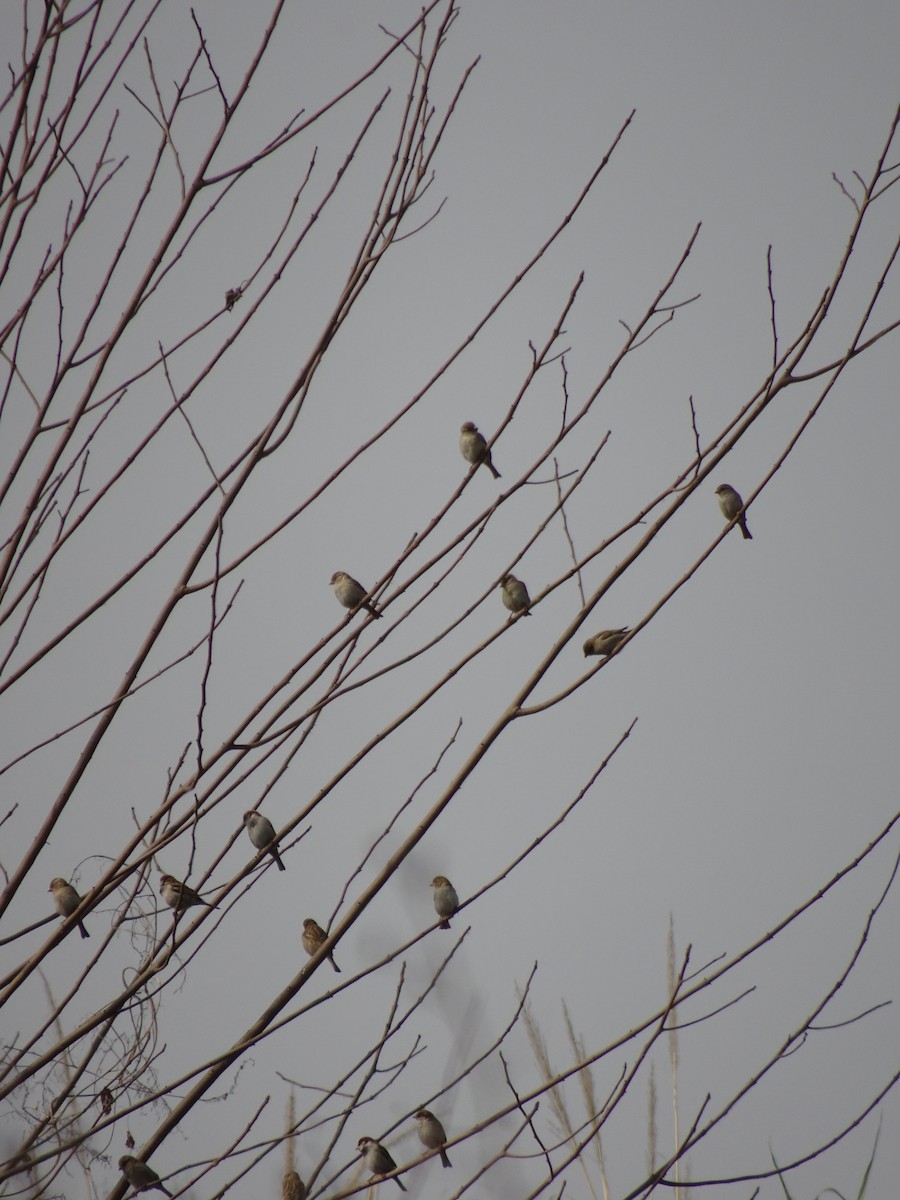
[{"xmin": 2, "ymin": 4, "xmax": 899, "ymax": 1200}]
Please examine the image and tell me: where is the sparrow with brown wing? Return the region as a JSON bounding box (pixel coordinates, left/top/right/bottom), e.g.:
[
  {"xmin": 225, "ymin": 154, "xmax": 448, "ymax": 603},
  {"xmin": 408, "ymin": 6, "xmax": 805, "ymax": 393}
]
[
  {"xmin": 357, "ymin": 1137, "xmax": 406, "ymax": 1191},
  {"xmin": 242, "ymin": 811, "xmax": 285, "ymax": 871},
  {"xmin": 302, "ymin": 918, "xmax": 341, "ymax": 972},
  {"xmin": 330, "ymin": 571, "xmax": 381, "ymax": 618},
  {"xmin": 459, "ymin": 421, "xmax": 501, "ymax": 479},
  {"xmin": 159, "ymin": 874, "xmax": 215, "ymax": 913},
  {"xmin": 414, "ymin": 1110, "xmax": 452, "ymax": 1168},
  {"xmin": 282, "ymin": 1170, "xmax": 306, "ymax": 1200},
  {"xmin": 500, "ymin": 574, "xmax": 531, "ymax": 619},
  {"xmin": 431, "ymin": 876, "xmax": 459, "ymax": 930},
  {"xmin": 118, "ymin": 1156, "xmax": 173, "ymax": 1197},
  {"xmin": 49, "ymin": 877, "xmax": 89, "ymax": 938},
  {"xmin": 582, "ymin": 628, "xmax": 629, "ymax": 658}
]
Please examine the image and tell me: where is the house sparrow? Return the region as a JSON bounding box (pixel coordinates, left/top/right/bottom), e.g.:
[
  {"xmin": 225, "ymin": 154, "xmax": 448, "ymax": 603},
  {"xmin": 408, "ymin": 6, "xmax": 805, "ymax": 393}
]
[
  {"xmin": 282, "ymin": 1170, "xmax": 307, "ymax": 1200},
  {"xmin": 500, "ymin": 573, "xmax": 531, "ymax": 618},
  {"xmin": 301, "ymin": 918, "xmax": 341, "ymax": 972},
  {"xmin": 715, "ymin": 483, "xmax": 752, "ymax": 540},
  {"xmin": 159, "ymin": 874, "xmax": 215, "ymax": 912},
  {"xmin": 414, "ymin": 1110, "xmax": 452, "ymax": 1168},
  {"xmin": 118, "ymin": 1156, "xmax": 173, "ymax": 1197},
  {"xmin": 242, "ymin": 811, "xmax": 285, "ymax": 871},
  {"xmin": 48, "ymin": 877, "xmax": 89, "ymax": 938},
  {"xmin": 431, "ymin": 876, "xmax": 459, "ymax": 930},
  {"xmin": 459, "ymin": 421, "xmax": 501, "ymax": 479},
  {"xmin": 357, "ymin": 1137, "xmax": 406, "ymax": 1191},
  {"xmin": 330, "ymin": 571, "xmax": 381, "ymax": 618},
  {"xmin": 582, "ymin": 628, "xmax": 629, "ymax": 658}
]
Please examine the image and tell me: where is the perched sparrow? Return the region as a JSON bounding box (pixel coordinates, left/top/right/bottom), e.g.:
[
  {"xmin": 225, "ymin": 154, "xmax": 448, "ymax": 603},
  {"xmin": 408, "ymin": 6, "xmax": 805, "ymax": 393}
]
[
  {"xmin": 500, "ymin": 573, "xmax": 531, "ymax": 618},
  {"xmin": 357, "ymin": 1137, "xmax": 406, "ymax": 1191},
  {"xmin": 100, "ymin": 1088, "xmax": 114, "ymax": 1115},
  {"xmin": 118, "ymin": 1156, "xmax": 173, "ymax": 1197},
  {"xmin": 302, "ymin": 918, "xmax": 341, "ymax": 972},
  {"xmin": 431, "ymin": 876, "xmax": 459, "ymax": 930},
  {"xmin": 242, "ymin": 811, "xmax": 285, "ymax": 871},
  {"xmin": 459, "ymin": 421, "xmax": 501, "ymax": 479},
  {"xmin": 582, "ymin": 628, "xmax": 629, "ymax": 658},
  {"xmin": 282, "ymin": 1170, "xmax": 307, "ymax": 1200},
  {"xmin": 330, "ymin": 571, "xmax": 381, "ymax": 618},
  {"xmin": 48, "ymin": 877, "xmax": 89, "ymax": 939},
  {"xmin": 715, "ymin": 483, "xmax": 752, "ymax": 540},
  {"xmin": 414, "ymin": 1110, "xmax": 452, "ymax": 1168},
  {"xmin": 159, "ymin": 874, "xmax": 215, "ymax": 913}
]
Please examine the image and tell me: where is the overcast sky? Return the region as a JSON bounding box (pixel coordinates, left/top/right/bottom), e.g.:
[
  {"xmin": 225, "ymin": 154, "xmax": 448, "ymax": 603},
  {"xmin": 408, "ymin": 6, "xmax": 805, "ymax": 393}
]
[{"xmin": 2, "ymin": 2, "xmax": 899, "ymax": 1199}]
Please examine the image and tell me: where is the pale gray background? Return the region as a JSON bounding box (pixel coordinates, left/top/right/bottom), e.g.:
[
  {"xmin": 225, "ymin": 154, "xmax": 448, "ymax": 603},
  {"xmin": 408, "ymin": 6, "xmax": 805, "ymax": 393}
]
[{"xmin": 2, "ymin": 2, "xmax": 899, "ymax": 1198}]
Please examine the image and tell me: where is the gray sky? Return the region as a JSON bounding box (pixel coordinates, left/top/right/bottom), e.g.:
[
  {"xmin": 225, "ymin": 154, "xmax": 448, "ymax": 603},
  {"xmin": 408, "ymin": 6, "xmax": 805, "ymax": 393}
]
[{"xmin": 2, "ymin": 2, "xmax": 899, "ymax": 1198}]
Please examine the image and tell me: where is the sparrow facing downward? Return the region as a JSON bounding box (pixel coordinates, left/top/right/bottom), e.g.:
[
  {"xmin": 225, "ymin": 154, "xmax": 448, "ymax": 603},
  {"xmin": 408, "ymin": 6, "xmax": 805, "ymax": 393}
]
[
  {"xmin": 330, "ymin": 571, "xmax": 381, "ymax": 618},
  {"xmin": 431, "ymin": 876, "xmax": 459, "ymax": 930},
  {"xmin": 414, "ymin": 1110, "xmax": 452, "ymax": 1168},
  {"xmin": 159, "ymin": 874, "xmax": 215, "ymax": 913},
  {"xmin": 357, "ymin": 1137, "xmax": 406, "ymax": 1191},
  {"xmin": 500, "ymin": 574, "xmax": 531, "ymax": 618},
  {"xmin": 118, "ymin": 1156, "xmax": 173, "ymax": 1197},
  {"xmin": 242, "ymin": 811, "xmax": 285, "ymax": 871},
  {"xmin": 282, "ymin": 1170, "xmax": 307, "ymax": 1200},
  {"xmin": 582, "ymin": 628, "xmax": 629, "ymax": 658},
  {"xmin": 459, "ymin": 421, "xmax": 501, "ymax": 479},
  {"xmin": 302, "ymin": 918, "xmax": 341, "ymax": 972},
  {"xmin": 715, "ymin": 483, "xmax": 752, "ymax": 540},
  {"xmin": 48, "ymin": 877, "xmax": 89, "ymax": 939}
]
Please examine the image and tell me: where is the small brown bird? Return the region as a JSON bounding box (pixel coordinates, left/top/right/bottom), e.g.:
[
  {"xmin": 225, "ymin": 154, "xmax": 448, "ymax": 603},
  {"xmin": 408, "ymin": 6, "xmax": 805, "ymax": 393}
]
[
  {"xmin": 242, "ymin": 811, "xmax": 285, "ymax": 871},
  {"xmin": 582, "ymin": 628, "xmax": 629, "ymax": 658},
  {"xmin": 118, "ymin": 1155, "xmax": 173, "ymax": 1197},
  {"xmin": 431, "ymin": 876, "xmax": 459, "ymax": 930},
  {"xmin": 48, "ymin": 877, "xmax": 89, "ymax": 939},
  {"xmin": 282, "ymin": 1170, "xmax": 307, "ymax": 1200},
  {"xmin": 459, "ymin": 421, "xmax": 501, "ymax": 479},
  {"xmin": 159, "ymin": 874, "xmax": 215, "ymax": 913},
  {"xmin": 500, "ymin": 574, "xmax": 531, "ymax": 618},
  {"xmin": 100, "ymin": 1088, "xmax": 113, "ymax": 1115},
  {"xmin": 357, "ymin": 1137, "xmax": 406, "ymax": 1191},
  {"xmin": 414, "ymin": 1110, "xmax": 452, "ymax": 1168},
  {"xmin": 302, "ymin": 918, "xmax": 341, "ymax": 972},
  {"xmin": 330, "ymin": 570, "xmax": 381, "ymax": 618},
  {"xmin": 715, "ymin": 483, "xmax": 752, "ymax": 540}
]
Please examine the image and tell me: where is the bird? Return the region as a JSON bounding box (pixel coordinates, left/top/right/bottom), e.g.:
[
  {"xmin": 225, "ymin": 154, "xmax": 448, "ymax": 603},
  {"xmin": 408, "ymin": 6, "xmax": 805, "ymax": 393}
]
[
  {"xmin": 357, "ymin": 1137, "xmax": 406, "ymax": 1191},
  {"xmin": 330, "ymin": 570, "xmax": 381, "ymax": 618},
  {"xmin": 48, "ymin": 877, "xmax": 89, "ymax": 939},
  {"xmin": 500, "ymin": 573, "xmax": 531, "ymax": 618},
  {"xmin": 715, "ymin": 483, "xmax": 752, "ymax": 540},
  {"xmin": 302, "ymin": 918, "xmax": 341, "ymax": 972},
  {"xmin": 431, "ymin": 876, "xmax": 459, "ymax": 930},
  {"xmin": 414, "ymin": 1110, "xmax": 452, "ymax": 1168},
  {"xmin": 582, "ymin": 628, "xmax": 629, "ymax": 658},
  {"xmin": 282, "ymin": 1170, "xmax": 307, "ymax": 1200},
  {"xmin": 459, "ymin": 421, "xmax": 501, "ymax": 479},
  {"xmin": 158, "ymin": 874, "xmax": 215, "ymax": 913},
  {"xmin": 118, "ymin": 1155, "xmax": 173, "ymax": 1197},
  {"xmin": 242, "ymin": 811, "xmax": 285, "ymax": 871}
]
